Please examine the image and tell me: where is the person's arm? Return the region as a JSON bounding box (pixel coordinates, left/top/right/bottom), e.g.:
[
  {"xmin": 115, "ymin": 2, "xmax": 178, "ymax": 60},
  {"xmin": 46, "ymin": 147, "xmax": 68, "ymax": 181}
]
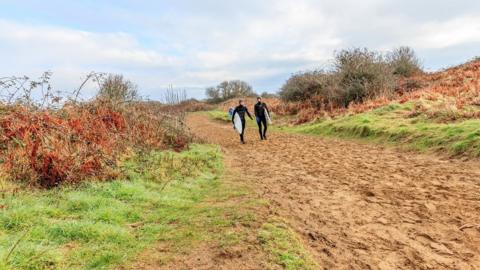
[
  {"xmin": 254, "ymin": 104, "xmax": 259, "ymax": 117},
  {"xmin": 231, "ymin": 108, "xmax": 237, "ymax": 124},
  {"xmin": 246, "ymin": 108, "xmax": 253, "ymax": 120}
]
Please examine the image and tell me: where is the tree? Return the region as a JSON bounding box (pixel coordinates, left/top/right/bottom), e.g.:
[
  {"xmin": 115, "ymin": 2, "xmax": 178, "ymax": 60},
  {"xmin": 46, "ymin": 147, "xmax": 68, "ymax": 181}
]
[
  {"xmin": 98, "ymin": 74, "xmax": 138, "ymax": 102},
  {"xmin": 205, "ymin": 86, "xmax": 221, "ymax": 103},
  {"xmin": 205, "ymin": 80, "xmax": 255, "ymax": 103}
]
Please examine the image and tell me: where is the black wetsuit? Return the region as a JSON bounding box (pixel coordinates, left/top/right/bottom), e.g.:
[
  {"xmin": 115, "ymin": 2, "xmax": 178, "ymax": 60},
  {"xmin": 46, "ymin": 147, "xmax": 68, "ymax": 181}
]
[
  {"xmin": 254, "ymin": 102, "xmax": 269, "ymax": 140},
  {"xmin": 232, "ymin": 105, "xmax": 252, "ymax": 143}
]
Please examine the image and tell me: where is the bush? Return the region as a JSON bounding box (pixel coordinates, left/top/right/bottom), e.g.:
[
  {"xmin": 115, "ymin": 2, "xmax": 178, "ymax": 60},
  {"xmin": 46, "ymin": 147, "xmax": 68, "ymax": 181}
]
[
  {"xmin": 387, "ymin": 46, "xmax": 422, "ymax": 77},
  {"xmin": 279, "ymin": 47, "xmax": 421, "ymax": 109},
  {"xmin": 0, "ymin": 101, "xmax": 190, "ymax": 188},
  {"xmin": 279, "ymin": 70, "xmax": 335, "ymax": 102},
  {"xmin": 0, "ymin": 103, "xmax": 126, "ymax": 187},
  {"xmin": 334, "ymin": 48, "xmax": 396, "ymax": 107},
  {"xmin": 0, "ymin": 74, "xmax": 190, "ymax": 188}
]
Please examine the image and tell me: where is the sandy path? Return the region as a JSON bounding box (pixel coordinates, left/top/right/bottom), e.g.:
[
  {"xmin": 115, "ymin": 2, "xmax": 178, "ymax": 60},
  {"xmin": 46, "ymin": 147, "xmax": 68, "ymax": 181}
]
[{"xmin": 187, "ymin": 113, "xmax": 480, "ymax": 270}]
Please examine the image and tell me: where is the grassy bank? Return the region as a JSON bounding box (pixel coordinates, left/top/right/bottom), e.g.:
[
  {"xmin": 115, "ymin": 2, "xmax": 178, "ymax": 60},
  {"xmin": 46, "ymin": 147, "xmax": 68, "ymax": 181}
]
[
  {"xmin": 0, "ymin": 144, "xmax": 318, "ymax": 269},
  {"xmin": 280, "ymin": 102, "xmax": 480, "ymax": 157},
  {"xmin": 0, "ymin": 145, "xmax": 224, "ymax": 269}
]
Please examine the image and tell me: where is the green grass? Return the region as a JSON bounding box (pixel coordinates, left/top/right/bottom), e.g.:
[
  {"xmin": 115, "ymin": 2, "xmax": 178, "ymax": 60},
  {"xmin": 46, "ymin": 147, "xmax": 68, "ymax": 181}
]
[
  {"xmin": 207, "ymin": 110, "xmax": 258, "ymax": 128},
  {"xmin": 258, "ymin": 221, "xmax": 318, "ymax": 270},
  {"xmin": 0, "ymin": 145, "xmax": 227, "ymax": 269},
  {"xmin": 279, "ymin": 102, "xmax": 480, "ymax": 157},
  {"xmin": 0, "ymin": 144, "xmax": 318, "ymax": 270},
  {"xmin": 207, "ymin": 110, "xmax": 231, "ymax": 122}
]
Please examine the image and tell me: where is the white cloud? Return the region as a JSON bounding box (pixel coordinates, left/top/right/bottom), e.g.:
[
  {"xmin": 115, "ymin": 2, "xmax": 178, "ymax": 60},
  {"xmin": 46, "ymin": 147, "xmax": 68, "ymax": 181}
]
[
  {"xmin": 0, "ymin": 20, "xmax": 179, "ymax": 69},
  {"xmin": 412, "ymin": 16, "xmax": 480, "ymax": 49}
]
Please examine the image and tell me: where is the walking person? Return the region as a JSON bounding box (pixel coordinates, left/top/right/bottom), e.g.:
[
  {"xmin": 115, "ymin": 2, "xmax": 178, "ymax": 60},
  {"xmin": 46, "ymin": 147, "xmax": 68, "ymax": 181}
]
[
  {"xmin": 254, "ymin": 97, "xmax": 270, "ymax": 140},
  {"xmin": 232, "ymin": 99, "xmax": 253, "ymax": 144}
]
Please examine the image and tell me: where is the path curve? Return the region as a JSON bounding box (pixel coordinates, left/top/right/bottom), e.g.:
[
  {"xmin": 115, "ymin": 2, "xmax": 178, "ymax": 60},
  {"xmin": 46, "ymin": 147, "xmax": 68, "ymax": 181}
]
[{"xmin": 188, "ymin": 113, "xmax": 480, "ymax": 270}]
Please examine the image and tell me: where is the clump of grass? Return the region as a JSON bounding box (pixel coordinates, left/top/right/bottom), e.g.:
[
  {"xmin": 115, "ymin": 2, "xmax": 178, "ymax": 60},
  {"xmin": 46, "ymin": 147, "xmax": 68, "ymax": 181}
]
[{"xmin": 258, "ymin": 220, "xmax": 318, "ymax": 270}]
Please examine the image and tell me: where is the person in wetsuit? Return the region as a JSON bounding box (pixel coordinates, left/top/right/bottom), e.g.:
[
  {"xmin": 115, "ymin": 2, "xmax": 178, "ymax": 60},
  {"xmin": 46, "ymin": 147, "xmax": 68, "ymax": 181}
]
[
  {"xmin": 254, "ymin": 97, "xmax": 270, "ymax": 140},
  {"xmin": 232, "ymin": 99, "xmax": 253, "ymax": 144}
]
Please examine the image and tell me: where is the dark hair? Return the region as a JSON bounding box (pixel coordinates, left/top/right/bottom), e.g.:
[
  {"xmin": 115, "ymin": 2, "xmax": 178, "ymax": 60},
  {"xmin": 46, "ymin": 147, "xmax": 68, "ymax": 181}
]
[
  {"xmin": 238, "ymin": 99, "xmax": 243, "ymax": 104},
  {"xmin": 257, "ymin": 96, "xmax": 261, "ymax": 100}
]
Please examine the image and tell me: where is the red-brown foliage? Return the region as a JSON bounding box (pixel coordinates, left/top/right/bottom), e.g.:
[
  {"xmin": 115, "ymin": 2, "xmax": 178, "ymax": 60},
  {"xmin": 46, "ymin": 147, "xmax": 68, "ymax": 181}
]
[
  {"xmin": 289, "ymin": 59, "xmax": 480, "ymax": 123},
  {"xmin": 0, "ymin": 100, "xmax": 190, "ymax": 188}
]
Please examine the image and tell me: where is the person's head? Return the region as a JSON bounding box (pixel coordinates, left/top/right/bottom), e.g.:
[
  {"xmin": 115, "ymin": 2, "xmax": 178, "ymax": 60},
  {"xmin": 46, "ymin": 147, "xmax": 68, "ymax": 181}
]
[
  {"xmin": 257, "ymin": 97, "xmax": 262, "ymax": 103},
  {"xmin": 239, "ymin": 99, "xmax": 244, "ymax": 106}
]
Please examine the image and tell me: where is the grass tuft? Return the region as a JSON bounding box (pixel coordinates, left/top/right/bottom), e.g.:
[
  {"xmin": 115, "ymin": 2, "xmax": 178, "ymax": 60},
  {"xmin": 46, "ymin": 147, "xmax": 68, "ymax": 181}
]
[{"xmin": 258, "ymin": 221, "xmax": 318, "ymax": 270}]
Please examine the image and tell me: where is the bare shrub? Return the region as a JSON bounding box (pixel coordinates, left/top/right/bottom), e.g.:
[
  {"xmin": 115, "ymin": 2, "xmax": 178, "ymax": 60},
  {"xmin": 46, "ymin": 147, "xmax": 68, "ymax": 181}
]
[
  {"xmin": 0, "ymin": 72, "xmax": 60, "ymax": 108},
  {"xmin": 334, "ymin": 48, "xmax": 396, "ymax": 107},
  {"xmin": 97, "ymin": 74, "xmax": 139, "ymax": 102},
  {"xmin": 387, "ymin": 46, "xmax": 422, "ymax": 77},
  {"xmin": 279, "ymin": 47, "xmax": 420, "ymax": 110}
]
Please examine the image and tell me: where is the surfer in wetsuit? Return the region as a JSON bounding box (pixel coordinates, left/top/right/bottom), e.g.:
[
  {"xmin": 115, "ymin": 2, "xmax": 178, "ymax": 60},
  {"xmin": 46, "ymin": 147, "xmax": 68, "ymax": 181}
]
[
  {"xmin": 232, "ymin": 99, "xmax": 253, "ymax": 144},
  {"xmin": 254, "ymin": 97, "xmax": 270, "ymax": 140}
]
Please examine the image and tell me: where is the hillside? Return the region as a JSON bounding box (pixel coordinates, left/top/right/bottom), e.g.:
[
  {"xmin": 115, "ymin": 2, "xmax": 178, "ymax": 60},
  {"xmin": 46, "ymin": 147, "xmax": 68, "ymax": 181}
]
[{"xmin": 275, "ymin": 59, "xmax": 480, "ymax": 158}]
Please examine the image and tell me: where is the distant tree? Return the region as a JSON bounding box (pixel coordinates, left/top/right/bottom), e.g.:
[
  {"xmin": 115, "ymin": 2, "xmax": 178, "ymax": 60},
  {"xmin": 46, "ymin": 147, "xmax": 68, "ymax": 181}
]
[
  {"xmin": 205, "ymin": 80, "xmax": 255, "ymax": 103},
  {"xmin": 205, "ymin": 86, "xmax": 222, "ymax": 103},
  {"xmin": 98, "ymin": 74, "xmax": 138, "ymax": 102}
]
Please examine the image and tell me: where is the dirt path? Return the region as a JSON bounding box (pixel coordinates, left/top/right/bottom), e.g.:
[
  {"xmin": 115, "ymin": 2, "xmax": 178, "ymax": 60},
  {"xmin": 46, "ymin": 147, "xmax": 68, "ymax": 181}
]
[{"xmin": 187, "ymin": 113, "xmax": 480, "ymax": 270}]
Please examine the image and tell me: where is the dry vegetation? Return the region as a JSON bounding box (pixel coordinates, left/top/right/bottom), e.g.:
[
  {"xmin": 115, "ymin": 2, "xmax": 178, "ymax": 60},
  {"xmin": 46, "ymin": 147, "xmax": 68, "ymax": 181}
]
[
  {"xmin": 272, "ymin": 50, "xmax": 480, "ymax": 125},
  {"xmin": 345, "ymin": 58, "xmax": 480, "ymax": 120},
  {"xmin": 0, "ymin": 73, "xmax": 191, "ymax": 188},
  {"xmin": 271, "ymin": 47, "xmax": 423, "ymax": 123}
]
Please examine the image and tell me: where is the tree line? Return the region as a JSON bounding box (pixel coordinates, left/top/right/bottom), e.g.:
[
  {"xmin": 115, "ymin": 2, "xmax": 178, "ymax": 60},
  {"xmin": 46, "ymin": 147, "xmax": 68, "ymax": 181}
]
[{"xmin": 204, "ymin": 46, "xmax": 422, "ymax": 107}]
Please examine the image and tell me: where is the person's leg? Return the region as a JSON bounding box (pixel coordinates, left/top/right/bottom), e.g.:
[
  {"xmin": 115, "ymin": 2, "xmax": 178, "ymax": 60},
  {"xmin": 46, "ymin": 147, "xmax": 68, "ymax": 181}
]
[
  {"xmin": 256, "ymin": 116, "xmax": 263, "ymax": 140},
  {"xmin": 262, "ymin": 117, "xmax": 268, "ymax": 139},
  {"xmin": 240, "ymin": 119, "xmax": 246, "ymax": 143}
]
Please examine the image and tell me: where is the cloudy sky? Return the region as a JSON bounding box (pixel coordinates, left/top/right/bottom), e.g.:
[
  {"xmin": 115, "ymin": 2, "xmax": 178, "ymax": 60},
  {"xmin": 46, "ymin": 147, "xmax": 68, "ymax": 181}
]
[{"xmin": 1, "ymin": 0, "xmax": 480, "ymax": 99}]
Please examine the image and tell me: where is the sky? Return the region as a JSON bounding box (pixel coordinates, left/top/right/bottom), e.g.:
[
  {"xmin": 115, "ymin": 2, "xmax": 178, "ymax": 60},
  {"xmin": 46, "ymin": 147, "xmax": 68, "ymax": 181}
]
[{"xmin": 1, "ymin": 0, "xmax": 480, "ymax": 100}]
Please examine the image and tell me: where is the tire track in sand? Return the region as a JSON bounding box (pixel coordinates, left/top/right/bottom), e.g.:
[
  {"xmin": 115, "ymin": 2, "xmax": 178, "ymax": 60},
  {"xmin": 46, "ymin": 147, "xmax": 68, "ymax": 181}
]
[{"xmin": 188, "ymin": 113, "xmax": 480, "ymax": 270}]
